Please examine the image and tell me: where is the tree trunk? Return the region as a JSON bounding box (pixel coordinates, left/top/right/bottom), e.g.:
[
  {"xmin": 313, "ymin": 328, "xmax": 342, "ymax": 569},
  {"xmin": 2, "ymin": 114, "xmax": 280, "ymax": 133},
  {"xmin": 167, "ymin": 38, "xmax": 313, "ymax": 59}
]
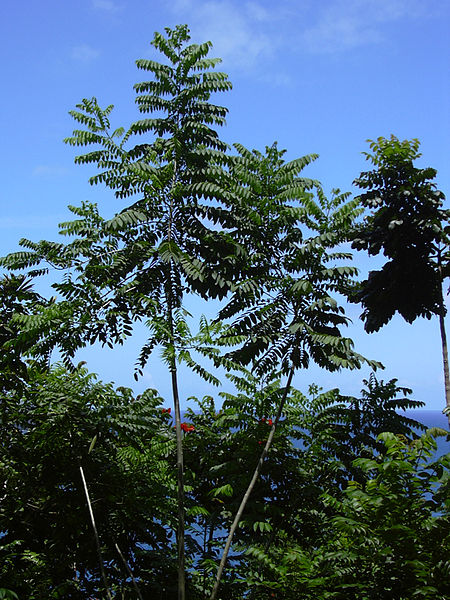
[
  {"xmin": 171, "ymin": 365, "xmax": 186, "ymax": 600},
  {"xmin": 437, "ymin": 250, "xmax": 450, "ymax": 428},
  {"xmin": 167, "ymin": 291, "xmax": 185, "ymax": 600},
  {"xmin": 166, "ymin": 155, "xmax": 186, "ymax": 600},
  {"xmin": 114, "ymin": 542, "xmax": 144, "ymax": 600},
  {"xmin": 438, "ymin": 293, "xmax": 450, "ymax": 428},
  {"xmin": 209, "ymin": 368, "xmax": 295, "ymax": 600}
]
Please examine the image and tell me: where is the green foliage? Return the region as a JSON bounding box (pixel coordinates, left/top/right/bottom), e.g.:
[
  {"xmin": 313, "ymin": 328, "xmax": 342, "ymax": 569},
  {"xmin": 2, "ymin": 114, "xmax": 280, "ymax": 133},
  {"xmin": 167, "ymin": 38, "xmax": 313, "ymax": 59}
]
[
  {"xmin": 213, "ymin": 144, "xmax": 376, "ymax": 376},
  {"xmin": 351, "ymin": 135, "xmax": 449, "ymax": 332},
  {"xmin": 0, "ymin": 364, "xmax": 178, "ymax": 598},
  {"xmin": 0, "ymin": 79, "xmax": 373, "ymax": 384},
  {"xmin": 309, "ymin": 373, "xmax": 427, "ymax": 485},
  {"xmin": 0, "ymin": 26, "xmax": 239, "ymax": 380},
  {"xmin": 0, "ymin": 29, "xmax": 240, "ymax": 597},
  {"xmin": 1, "ymin": 358, "xmax": 448, "ymax": 598},
  {"xmin": 180, "ymin": 372, "xmax": 431, "ymax": 598},
  {"xmin": 318, "ymin": 431, "xmax": 450, "ymax": 599},
  {"xmin": 0, "ymin": 590, "xmax": 19, "ymax": 600},
  {"xmin": 240, "ymin": 429, "xmax": 450, "ymax": 600},
  {"xmin": 0, "ymin": 274, "xmax": 48, "ymax": 394},
  {"xmin": 2, "ymin": 24, "xmax": 447, "ymax": 600}
]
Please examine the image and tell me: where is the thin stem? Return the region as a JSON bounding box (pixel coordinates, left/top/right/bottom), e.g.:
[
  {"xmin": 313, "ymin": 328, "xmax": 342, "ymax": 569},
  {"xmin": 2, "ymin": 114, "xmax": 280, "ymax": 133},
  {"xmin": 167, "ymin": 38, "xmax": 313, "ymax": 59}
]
[
  {"xmin": 114, "ymin": 542, "xmax": 144, "ymax": 600},
  {"xmin": 172, "ymin": 362, "xmax": 186, "ymax": 600},
  {"xmin": 79, "ymin": 465, "xmax": 113, "ymax": 600},
  {"xmin": 167, "ymin": 260, "xmax": 186, "ymax": 600},
  {"xmin": 437, "ymin": 249, "xmax": 450, "ymax": 427},
  {"xmin": 166, "ymin": 117, "xmax": 186, "ymax": 598},
  {"xmin": 439, "ymin": 308, "xmax": 450, "ymax": 427},
  {"xmin": 209, "ymin": 367, "xmax": 295, "ymax": 600},
  {"xmin": 201, "ymin": 516, "xmax": 208, "ymax": 594}
]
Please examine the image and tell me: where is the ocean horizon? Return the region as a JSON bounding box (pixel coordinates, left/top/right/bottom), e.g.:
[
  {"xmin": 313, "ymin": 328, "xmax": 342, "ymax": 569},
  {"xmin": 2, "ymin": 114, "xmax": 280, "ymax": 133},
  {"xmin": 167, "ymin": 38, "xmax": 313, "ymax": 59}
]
[
  {"xmin": 180, "ymin": 409, "xmax": 449, "ymax": 457},
  {"xmin": 401, "ymin": 410, "xmax": 449, "ymax": 458}
]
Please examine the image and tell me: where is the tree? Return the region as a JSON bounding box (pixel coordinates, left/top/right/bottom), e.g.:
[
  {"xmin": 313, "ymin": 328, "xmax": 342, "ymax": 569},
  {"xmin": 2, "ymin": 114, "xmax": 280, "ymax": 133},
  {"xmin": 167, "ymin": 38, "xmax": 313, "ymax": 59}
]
[
  {"xmin": 2, "ymin": 143, "xmax": 379, "ymax": 598},
  {"xmin": 214, "ymin": 379, "xmax": 433, "ymax": 600},
  {"xmin": 1, "ymin": 33, "xmax": 377, "ymax": 597},
  {"xmin": 2, "ymin": 353, "xmax": 432, "ymax": 598},
  {"xmin": 207, "ymin": 148, "xmax": 380, "ymax": 598},
  {"xmin": 351, "ymin": 135, "xmax": 450, "ymax": 424},
  {"xmin": 320, "ymin": 430, "xmax": 450, "ymax": 600},
  {"xmin": 1, "ymin": 25, "xmax": 240, "ymax": 600}
]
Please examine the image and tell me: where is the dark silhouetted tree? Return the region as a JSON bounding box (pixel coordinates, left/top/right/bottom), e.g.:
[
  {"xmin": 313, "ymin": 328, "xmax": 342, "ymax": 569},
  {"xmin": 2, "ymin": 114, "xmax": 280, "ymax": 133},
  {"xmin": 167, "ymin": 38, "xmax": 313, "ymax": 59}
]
[{"xmin": 351, "ymin": 136, "xmax": 450, "ymax": 423}]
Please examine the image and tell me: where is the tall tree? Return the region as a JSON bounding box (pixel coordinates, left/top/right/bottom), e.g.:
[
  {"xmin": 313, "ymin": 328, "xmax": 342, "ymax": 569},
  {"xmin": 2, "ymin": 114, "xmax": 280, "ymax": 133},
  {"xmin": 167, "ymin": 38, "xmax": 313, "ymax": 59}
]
[
  {"xmin": 207, "ymin": 145, "xmax": 380, "ymax": 599},
  {"xmin": 0, "ymin": 25, "xmax": 239, "ymax": 600},
  {"xmin": 351, "ymin": 136, "xmax": 450, "ymax": 424}
]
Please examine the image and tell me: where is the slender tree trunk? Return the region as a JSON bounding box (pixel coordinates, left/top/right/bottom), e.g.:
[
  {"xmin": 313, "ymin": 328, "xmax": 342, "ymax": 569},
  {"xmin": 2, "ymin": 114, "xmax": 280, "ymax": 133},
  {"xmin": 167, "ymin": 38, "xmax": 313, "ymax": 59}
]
[
  {"xmin": 166, "ymin": 266, "xmax": 186, "ymax": 600},
  {"xmin": 202, "ymin": 517, "xmax": 215, "ymax": 595},
  {"xmin": 438, "ymin": 290, "xmax": 450, "ymax": 427},
  {"xmin": 209, "ymin": 368, "xmax": 295, "ymax": 600},
  {"xmin": 166, "ymin": 153, "xmax": 186, "ymax": 600},
  {"xmin": 437, "ymin": 250, "xmax": 450, "ymax": 428},
  {"xmin": 171, "ymin": 363, "xmax": 186, "ymax": 600},
  {"xmin": 114, "ymin": 542, "xmax": 144, "ymax": 600}
]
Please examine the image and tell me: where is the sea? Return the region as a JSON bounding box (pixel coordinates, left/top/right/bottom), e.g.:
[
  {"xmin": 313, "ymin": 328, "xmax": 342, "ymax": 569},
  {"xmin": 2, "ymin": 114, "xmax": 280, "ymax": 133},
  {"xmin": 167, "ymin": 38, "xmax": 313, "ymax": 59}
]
[{"xmin": 402, "ymin": 410, "xmax": 449, "ymax": 459}]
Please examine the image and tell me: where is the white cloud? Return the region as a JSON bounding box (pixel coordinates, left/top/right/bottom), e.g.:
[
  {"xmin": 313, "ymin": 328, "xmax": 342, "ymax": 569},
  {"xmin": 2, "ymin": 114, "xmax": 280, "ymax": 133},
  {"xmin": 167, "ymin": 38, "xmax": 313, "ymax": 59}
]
[
  {"xmin": 165, "ymin": 0, "xmax": 440, "ymax": 76},
  {"xmin": 32, "ymin": 165, "xmax": 69, "ymax": 177},
  {"xmin": 71, "ymin": 44, "xmax": 100, "ymax": 62},
  {"xmin": 169, "ymin": 0, "xmax": 279, "ymax": 72},
  {"xmin": 301, "ymin": 0, "xmax": 428, "ymax": 54}
]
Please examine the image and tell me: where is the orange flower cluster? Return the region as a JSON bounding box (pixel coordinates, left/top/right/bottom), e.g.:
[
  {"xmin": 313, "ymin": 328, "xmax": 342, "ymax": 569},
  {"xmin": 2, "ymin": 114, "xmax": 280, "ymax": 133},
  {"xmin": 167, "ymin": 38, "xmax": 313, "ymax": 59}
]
[{"xmin": 181, "ymin": 423, "xmax": 195, "ymax": 433}]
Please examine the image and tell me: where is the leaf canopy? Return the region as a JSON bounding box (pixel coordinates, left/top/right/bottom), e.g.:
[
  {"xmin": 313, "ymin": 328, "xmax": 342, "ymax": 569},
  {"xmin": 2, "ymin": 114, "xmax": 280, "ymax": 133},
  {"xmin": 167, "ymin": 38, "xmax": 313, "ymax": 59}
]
[{"xmin": 351, "ymin": 135, "xmax": 449, "ymax": 332}]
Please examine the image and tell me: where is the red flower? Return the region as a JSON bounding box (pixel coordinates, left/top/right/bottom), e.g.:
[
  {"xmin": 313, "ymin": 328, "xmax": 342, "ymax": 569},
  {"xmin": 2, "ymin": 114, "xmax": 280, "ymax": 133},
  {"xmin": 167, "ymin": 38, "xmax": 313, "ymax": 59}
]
[
  {"xmin": 267, "ymin": 418, "xmax": 273, "ymax": 426},
  {"xmin": 181, "ymin": 423, "xmax": 195, "ymax": 433},
  {"xmin": 162, "ymin": 408, "xmax": 171, "ymax": 414}
]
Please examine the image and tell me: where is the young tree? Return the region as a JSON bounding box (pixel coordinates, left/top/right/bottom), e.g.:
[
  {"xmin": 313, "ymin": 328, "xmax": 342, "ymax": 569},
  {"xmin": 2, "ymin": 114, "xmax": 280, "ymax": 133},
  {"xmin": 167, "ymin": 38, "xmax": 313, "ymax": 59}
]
[
  {"xmin": 351, "ymin": 136, "xmax": 450, "ymax": 424},
  {"xmin": 320, "ymin": 430, "xmax": 450, "ymax": 600},
  {"xmin": 248, "ymin": 429, "xmax": 450, "ymax": 600},
  {"xmin": 207, "ymin": 146, "xmax": 381, "ymax": 599},
  {"xmin": 1, "ymin": 25, "xmax": 239, "ymax": 600}
]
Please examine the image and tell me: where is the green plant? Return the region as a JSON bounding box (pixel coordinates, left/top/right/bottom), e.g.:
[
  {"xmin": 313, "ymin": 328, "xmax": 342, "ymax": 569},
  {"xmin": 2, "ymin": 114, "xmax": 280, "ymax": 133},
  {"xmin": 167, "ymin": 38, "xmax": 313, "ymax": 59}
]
[
  {"xmin": 0, "ymin": 363, "xmax": 176, "ymax": 598},
  {"xmin": 1, "ymin": 25, "xmax": 239, "ymax": 600},
  {"xmin": 3, "ymin": 26, "xmax": 442, "ymax": 600},
  {"xmin": 208, "ymin": 150, "xmax": 379, "ymax": 598},
  {"xmin": 239, "ymin": 415, "xmax": 449, "ymax": 600},
  {"xmin": 351, "ymin": 135, "xmax": 450, "ymax": 422}
]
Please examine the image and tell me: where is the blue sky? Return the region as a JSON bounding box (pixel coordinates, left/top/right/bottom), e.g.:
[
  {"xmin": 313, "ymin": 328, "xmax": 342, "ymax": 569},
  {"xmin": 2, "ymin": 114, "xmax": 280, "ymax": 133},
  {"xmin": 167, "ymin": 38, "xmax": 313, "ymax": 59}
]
[{"xmin": 1, "ymin": 0, "xmax": 449, "ymax": 410}]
